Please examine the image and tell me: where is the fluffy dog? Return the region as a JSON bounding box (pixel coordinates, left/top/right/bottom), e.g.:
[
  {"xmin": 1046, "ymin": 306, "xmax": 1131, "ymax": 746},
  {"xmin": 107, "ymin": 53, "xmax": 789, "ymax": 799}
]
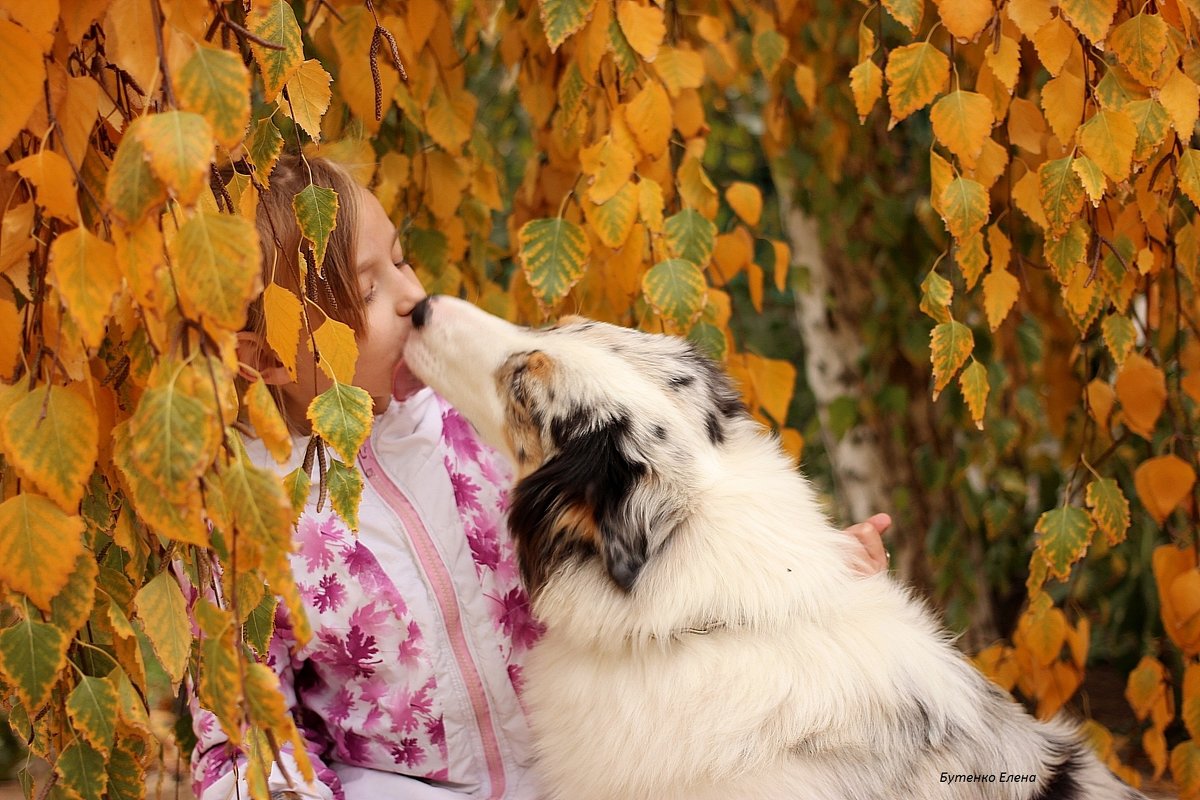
[{"xmin": 403, "ymin": 295, "xmax": 1145, "ymax": 800}]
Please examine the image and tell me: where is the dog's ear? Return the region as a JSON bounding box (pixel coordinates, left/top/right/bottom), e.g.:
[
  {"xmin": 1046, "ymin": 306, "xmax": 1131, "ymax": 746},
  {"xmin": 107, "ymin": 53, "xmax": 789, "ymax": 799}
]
[{"xmin": 510, "ymin": 414, "xmax": 678, "ymax": 594}]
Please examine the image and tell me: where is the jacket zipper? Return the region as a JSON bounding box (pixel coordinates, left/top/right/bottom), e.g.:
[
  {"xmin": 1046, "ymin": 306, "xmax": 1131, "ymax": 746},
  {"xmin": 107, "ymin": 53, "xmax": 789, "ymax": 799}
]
[{"xmin": 358, "ymin": 439, "xmax": 508, "ymax": 799}]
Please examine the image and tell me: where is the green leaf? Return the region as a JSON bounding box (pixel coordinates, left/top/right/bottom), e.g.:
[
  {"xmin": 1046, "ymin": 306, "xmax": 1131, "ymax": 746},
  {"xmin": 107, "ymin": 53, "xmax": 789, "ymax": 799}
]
[
  {"xmin": 1085, "ymin": 478, "xmax": 1130, "ymax": 546},
  {"xmin": 196, "ymin": 600, "xmax": 242, "ymax": 745},
  {"xmin": 222, "ymin": 447, "xmax": 295, "ymax": 562},
  {"xmin": 1044, "ymin": 219, "xmax": 1089, "ymax": 282},
  {"xmin": 133, "ymin": 572, "xmax": 192, "ymax": 686},
  {"xmin": 134, "ymin": 110, "xmax": 214, "ymax": 205},
  {"xmin": 243, "ymin": 591, "xmax": 278, "ymax": 658},
  {"xmin": 248, "ymin": 0, "xmax": 303, "ymax": 101},
  {"xmin": 105, "ymin": 123, "xmax": 166, "ymax": 226},
  {"xmin": 607, "ymin": 12, "xmax": 639, "ymax": 77},
  {"xmin": 1125, "ymin": 99, "xmax": 1169, "ymax": 163},
  {"xmin": 293, "ymin": 184, "xmax": 340, "ymax": 274},
  {"xmin": 664, "ymin": 209, "xmax": 717, "ymax": 267},
  {"xmin": 66, "ymin": 675, "xmax": 118, "ymax": 756},
  {"xmin": 0, "ymin": 495, "xmax": 85, "ymax": 611},
  {"xmin": 1109, "ymin": 12, "xmax": 1169, "ymax": 87},
  {"xmin": 1101, "ymin": 314, "xmax": 1137, "ymax": 367},
  {"xmin": 327, "ymin": 458, "xmax": 363, "ymax": 531},
  {"xmin": 0, "ymin": 383, "xmax": 98, "ymax": 511},
  {"xmin": 178, "ymin": 45, "xmax": 251, "ymax": 149},
  {"xmin": 171, "ymin": 210, "xmax": 263, "ymax": 334},
  {"xmin": 643, "ymin": 258, "xmax": 707, "ymax": 332},
  {"xmin": 519, "ymin": 218, "xmax": 591, "ymax": 308},
  {"xmin": 50, "ymin": 553, "xmax": 98, "ymax": 637},
  {"xmin": 886, "ymin": 42, "xmax": 949, "ymax": 124},
  {"xmin": 283, "ymin": 466, "xmax": 312, "ymax": 521},
  {"xmin": 959, "ymin": 361, "xmax": 990, "ymax": 429},
  {"xmin": 106, "ymin": 740, "xmax": 143, "ymax": 800},
  {"xmin": 584, "ymin": 182, "xmax": 638, "ymax": 249},
  {"xmin": 752, "ymin": 30, "xmax": 787, "ymax": 79},
  {"xmin": 930, "ymin": 321, "xmax": 974, "ymax": 399},
  {"xmin": 1035, "ymin": 505, "xmax": 1094, "ymax": 580},
  {"xmin": 881, "ymin": 0, "xmax": 923, "ymax": 34},
  {"xmin": 1038, "ymin": 156, "xmax": 1085, "ymax": 238},
  {"xmin": 539, "ymin": 0, "xmax": 597, "ymax": 52},
  {"xmin": 940, "ymin": 177, "xmax": 989, "ymax": 240},
  {"xmin": 248, "ymin": 117, "xmax": 284, "ymax": 188},
  {"xmin": 0, "ymin": 617, "xmax": 69, "ymax": 713},
  {"xmin": 55, "ymin": 738, "xmax": 107, "ymax": 800},
  {"xmin": 308, "ymin": 382, "xmax": 374, "ymax": 464},
  {"xmin": 687, "ymin": 321, "xmax": 726, "ymax": 362}
]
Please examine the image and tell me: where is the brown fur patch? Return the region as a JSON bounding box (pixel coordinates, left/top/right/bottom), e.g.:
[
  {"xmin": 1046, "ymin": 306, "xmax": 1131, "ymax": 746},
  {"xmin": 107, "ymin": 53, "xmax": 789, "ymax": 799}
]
[
  {"xmin": 553, "ymin": 503, "xmax": 600, "ymax": 546},
  {"xmin": 503, "ymin": 402, "xmax": 544, "ymax": 476},
  {"xmin": 553, "ymin": 314, "xmax": 588, "ymax": 328},
  {"xmin": 526, "ymin": 350, "xmax": 553, "ymax": 377}
]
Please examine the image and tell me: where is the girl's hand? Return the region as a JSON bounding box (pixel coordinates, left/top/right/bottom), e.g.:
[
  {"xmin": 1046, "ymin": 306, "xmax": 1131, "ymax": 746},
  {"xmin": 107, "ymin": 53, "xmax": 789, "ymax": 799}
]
[{"xmin": 845, "ymin": 513, "xmax": 891, "ymax": 576}]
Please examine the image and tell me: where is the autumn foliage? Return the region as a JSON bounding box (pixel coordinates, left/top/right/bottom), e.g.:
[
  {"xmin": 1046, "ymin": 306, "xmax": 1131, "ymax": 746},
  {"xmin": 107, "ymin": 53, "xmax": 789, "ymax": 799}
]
[{"xmin": 0, "ymin": 0, "xmax": 1199, "ymax": 796}]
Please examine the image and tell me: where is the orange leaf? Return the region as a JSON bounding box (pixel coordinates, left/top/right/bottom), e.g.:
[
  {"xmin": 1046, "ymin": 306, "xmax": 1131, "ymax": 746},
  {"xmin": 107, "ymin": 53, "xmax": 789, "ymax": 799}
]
[
  {"xmin": 1115, "ymin": 353, "xmax": 1166, "ymax": 439},
  {"xmin": 580, "ymin": 135, "xmax": 634, "ymax": 204},
  {"xmin": 1078, "ymin": 109, "xmax": 1138, "ymax": 183},
  {"xmin": 1136, "ymin": 455, "xmax": 1196, "ymax": 525},
  {"xmin": 930, "ymin": 90, "xmax": 994, "ymax": 166},
  {"xmin": 1031, "ymin": 15, "xmax": 1076, "ymax": 77},
  {"xmin": 1041, "ymin": 71, "xmax": 1086, "ymax": 145},
  {"xmin": 933, "ymin": 0, "xmax": 993, "ymax": 42},
  {"xmin": 725, "ymin": 182, "xmax": 763, "ymax": 227},
  {"xmin": 1160, "ymin": 68, "xmax": 1200, "ymax": 140},
  {"xmin": 1126, "ymin": 655, "xmax": 1170, "ymax": 722},
  {"xmin": 7, "ymin": 151, "xmax": 78, "ymax": 222},
  {"xmin": 616, "ymin": 1, "xmax": 664, "ymax": 62},
  {"xmin": 850, "ymin": 60, "xmax": 883, "ymax": 122},
  {"xmin": 982, "ymin": 268, "xmax": 1019, "ymax": 330},
  {"xmin": 48, "ymin": 228, "xmax": 121, "ymax": 350},
  {"xmin": 0, "ymin": 19, "xmax": 47, "ymax": 152}
]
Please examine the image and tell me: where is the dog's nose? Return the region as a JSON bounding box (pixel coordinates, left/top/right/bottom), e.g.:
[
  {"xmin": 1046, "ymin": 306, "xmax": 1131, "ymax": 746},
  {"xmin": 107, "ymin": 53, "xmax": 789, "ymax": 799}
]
[{"xmin": 412, "ymin": 296, "xmax": 432, "ymax": 329}]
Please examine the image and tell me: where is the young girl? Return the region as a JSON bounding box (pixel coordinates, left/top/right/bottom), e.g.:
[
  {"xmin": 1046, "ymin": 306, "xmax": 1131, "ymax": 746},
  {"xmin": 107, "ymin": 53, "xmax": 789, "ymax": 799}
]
[{"xmin": 189, "ymin": 155, "xmax": 891, "ymax": 800}]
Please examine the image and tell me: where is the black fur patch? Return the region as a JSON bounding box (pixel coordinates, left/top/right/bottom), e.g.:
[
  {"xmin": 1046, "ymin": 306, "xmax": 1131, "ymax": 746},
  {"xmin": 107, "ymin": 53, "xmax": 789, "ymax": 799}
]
[
  {"xmin": 1033, "ymin": 746, "xmax": 1082, "ymax": 800},
  {"xmin": 509, "ymin": 414, "xmax": 649, "ymax": 594},
  {"xmin": 706, "ymin": 411, "xmax": 724, "ymax": 445},
  {"xmin": 668, "ymin": 374, "xmax": 695, "ymax": 389}
]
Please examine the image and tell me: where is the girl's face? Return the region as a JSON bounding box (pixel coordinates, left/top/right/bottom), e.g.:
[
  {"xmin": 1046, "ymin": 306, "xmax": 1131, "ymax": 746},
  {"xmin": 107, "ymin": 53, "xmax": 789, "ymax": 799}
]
[{"xmin": 282, "ymin": 185, "xmax": 427, "ymax": 417}]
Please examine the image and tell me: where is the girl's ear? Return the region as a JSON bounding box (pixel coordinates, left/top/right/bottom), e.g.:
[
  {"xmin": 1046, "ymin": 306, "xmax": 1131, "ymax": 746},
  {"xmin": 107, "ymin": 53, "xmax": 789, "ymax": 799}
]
[{"xmin": 235, "ymin": 331, "xmax": 290, "ymax": 385}]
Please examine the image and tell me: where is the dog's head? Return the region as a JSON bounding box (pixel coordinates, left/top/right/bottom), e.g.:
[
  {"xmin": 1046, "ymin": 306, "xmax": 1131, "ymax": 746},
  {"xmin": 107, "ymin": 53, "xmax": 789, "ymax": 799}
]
[{"xmin": 403, "ymin": 296, "xmax": 748, "ymax": 596}]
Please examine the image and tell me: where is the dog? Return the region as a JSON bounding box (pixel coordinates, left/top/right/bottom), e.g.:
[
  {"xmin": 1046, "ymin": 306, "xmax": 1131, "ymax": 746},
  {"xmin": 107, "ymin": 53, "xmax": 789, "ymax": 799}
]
[{"xmin": 402, "ymin": 295, "xmax": 1146, "ymax": 800}]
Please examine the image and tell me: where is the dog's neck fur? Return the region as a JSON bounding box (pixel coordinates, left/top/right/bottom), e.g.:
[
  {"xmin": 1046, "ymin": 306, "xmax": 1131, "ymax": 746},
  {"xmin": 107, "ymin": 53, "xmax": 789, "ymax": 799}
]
[{"xmin": 529, "ymin": 422, "xmax": 861, "ymax": 650}]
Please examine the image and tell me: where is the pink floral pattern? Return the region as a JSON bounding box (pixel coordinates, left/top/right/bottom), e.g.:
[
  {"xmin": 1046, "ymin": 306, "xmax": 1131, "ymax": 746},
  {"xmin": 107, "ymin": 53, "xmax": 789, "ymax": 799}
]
[{"xmin": 191, "ymin": 398, "xmax": 539, "ymax": 800}]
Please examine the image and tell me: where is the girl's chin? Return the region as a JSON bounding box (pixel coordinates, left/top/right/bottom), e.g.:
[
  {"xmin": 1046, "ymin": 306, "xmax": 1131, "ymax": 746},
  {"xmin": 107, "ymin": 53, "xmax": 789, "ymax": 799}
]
[{"xmin": 392, "ymin": 362, "xmax": 426, "ymax": 401}]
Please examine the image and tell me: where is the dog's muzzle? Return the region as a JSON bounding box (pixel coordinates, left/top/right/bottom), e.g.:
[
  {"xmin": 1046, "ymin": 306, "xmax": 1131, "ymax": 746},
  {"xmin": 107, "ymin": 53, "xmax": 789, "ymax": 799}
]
[{"xmin": 411, "ymin": 296, "xmax": 433, "ymax": 329}]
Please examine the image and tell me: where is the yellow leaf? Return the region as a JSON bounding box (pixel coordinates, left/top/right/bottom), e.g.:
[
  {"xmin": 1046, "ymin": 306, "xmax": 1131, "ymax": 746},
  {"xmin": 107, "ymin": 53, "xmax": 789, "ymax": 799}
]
[
  {"xmin": 616, "ymin": 1, "xmax": 664, "ymax": 62},
  {"xmin": 584, "ymin": 182, "xmax": 638, "ymax": 249},
  {"xmin": 1059, "ymin": 0, "xmax": 1118, "ymax": 45},
  {"xmin": 929, "ymin": 150, "xmax": 952, "ymax": 217},
  {"xmin": 747, "ymin": 354, "xmax": 796, "ymax": 425},
  {"xmin": 638, "ymin": 179, "xmax": 664, "ymax": 232},
  {"xmin": 0, "ymin": 19, "xmax": 46, "ymax": 152},
  {"xmin": 678, "ymin": 154, "xmax": 718, "ymax": 218},
  {"xmin": 711, "ymin": 227, "xmax": 753, "ymax": 286},
  {"xmin": 626, "ymin": 81, "xmax": 672, "ymax": 158},
  {"xmin": 1071, "ymin": 156, "xmax": 1106, "ymax": 205},
  {"xmin": 1160, "ymin": 68, "xmax": 1200, "ymax": 140},
  {"xmin": 1016, "ymin": 594, "xmax": 1067, "ymax": 666},
  {"xmin": 170, "ymin": 211, "xmax": 263, "ymax": 335},
  {"xmin": 105, "ymin": 0, "xmax": 159, "ymax": 93},
  {"xmin": 958, "ymin": 230, "xmax": 988, "ymax": 289},
  {"xmin": 310, "ymin": 317, "xmax": 358, "ymax": 385},
  {"xmin": 793, "ymin": 64, "xmax": 816, "ymax": 109},
  {"xmin": 983, "ymin": 268, "xmax": 1019, "ymax": 331},
  {"xmin": 7, "ymin": 150, "xmax": 78, "ymax": 222},
  {"xmin": 933, "ymin": 0, "xmax": 993, "ymax": 42},
  {"xmin": 245, "ymin": 380, "xmax": 292, "ymax": 464},
  {"xmin": 0, "ymin": 384, "xmax": 98, "ymax": 512},
  {"xmin": 882, "ymin": 0, "xmax": 924, "ymax": 35},
  {"xmin": 1078, "ymin": 108, "xmax": 1137, "ymax": 183},
  {"xmin": 1031, "ymin": 15, "xmax": 1076, "ymax": 77},
  {"xmin": 654, "ymin": 47, "xmax": 705, "ymax": 97},
  {"xmin": 930, "ymin": 90, "xmax": 994, "ymax": 166},
  {"xmin": 1006, "ymin": 0, "xmax": 1052, "ymax": 38},
  {"xmin": 959, "ymin": 360, "xmax": 989, "ymax": 428},
  {"xmin": 113, "ymin": 420, "xmax": 210, "ymax": 547},
  {"xmin": 48, "ymin": 228, "xmax": 121, "ymax": 350},
  {"xmin": 0, "ymin": 495, "xmax": 84, "ymax": 610},
  {"xmin": 985, "ymin": 35, "xmax": 1021, "ymax": 93},
  {"xmin": 261, "ymin": 283, "xmax": 302, "ymax": 382},
  {"xmin": 581, "ymin": 135, "xmax": 634, "ymax": 204},
  {"xmin": 1126, "ymin": 655, "xmax": 1170, "ymax": 721},
  {"xmin": 1087, "ymin": 378, "xmax": 1115, "ymax": 429},
  {"xmin": 0, "ymin": 291, "xmax": 19, "ymax": 380},
  {"xmin": 1172, "ymin": 740, "xmax": 1200, "ymax": 797},
  {"xmin": 1136, "ymin": 455, "xmax": 1196, "ymax": 525},
  {"xmin": 1041, "ymin": 71, "xmax": 1086, "ymax": 145},
  {"xmin": 1007, "ymin": 97, "xmax": 1047, "ymax": 154},
  {"xmin": 1038, "ymin": 156, "xmax": 1085, "ymax": 238},
  {"xmin": 1110, "ymin": 13, "xmax": 1170, "ymax": 88},
  {"xmin": 940, "ymin": 177, "xmax": 989, "ymax": 240},
  {"xmin": 930, "ymin": 321, "xmax": 974, "ymax": 398},
  {"xmin": 1115, "ymin": 352, "xmax": 1166, "ymax": 439},
  {"xmin": 886, "ymin": 42, "xmax": 950, "ymax": 126},
  {"xmin": 1179, "ymin": 149, "xmax": 1200, "ymax": 209},
  {"xmin": 178, "ymin": 45, "xmax": 252, "ymax": 150},
  {"xmin": 725, "ymin": 182, "xmax": 763, "ymax": 227},
  {"xmin": 850, "ymin": 60, "xmax": 883, "ymax": 122},
  {"xmin": 281, "ymin": 59, "xmax": 332, "ymax": 143},
  {"xmin": 134, "ymin": 111, "xmax": 214, "ymax": 206},
  {"xmin": 133, "ymin": 572, "xmax": 192, "ymax": 686}
]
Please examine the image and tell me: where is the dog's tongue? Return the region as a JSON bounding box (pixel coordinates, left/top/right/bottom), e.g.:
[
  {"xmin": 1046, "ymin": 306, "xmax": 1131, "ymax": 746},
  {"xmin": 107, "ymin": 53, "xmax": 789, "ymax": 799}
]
[{"xmin": 393, "ymin": 358, "xmax": 425, "ymax": 401}]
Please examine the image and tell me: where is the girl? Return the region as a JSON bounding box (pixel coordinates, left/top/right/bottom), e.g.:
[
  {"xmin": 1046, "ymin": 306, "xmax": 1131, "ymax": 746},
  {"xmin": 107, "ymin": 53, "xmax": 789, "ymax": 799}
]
[{"xmin": 190, "ymin": 155, "xmax": 890, "ymax": 800}]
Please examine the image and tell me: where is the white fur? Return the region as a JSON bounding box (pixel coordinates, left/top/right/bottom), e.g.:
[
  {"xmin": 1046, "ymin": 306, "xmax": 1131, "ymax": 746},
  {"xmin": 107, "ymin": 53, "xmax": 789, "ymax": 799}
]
[{"xmin": 404, "ymin": 297, "xmax": 1143, "ymax": 800}]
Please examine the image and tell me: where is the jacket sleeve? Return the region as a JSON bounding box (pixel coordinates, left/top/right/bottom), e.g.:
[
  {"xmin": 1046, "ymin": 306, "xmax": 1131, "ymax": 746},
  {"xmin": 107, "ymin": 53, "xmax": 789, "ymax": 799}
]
[{"xmin": 189, "ymin": 605, "xmax": 343, "ymax": 800}]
